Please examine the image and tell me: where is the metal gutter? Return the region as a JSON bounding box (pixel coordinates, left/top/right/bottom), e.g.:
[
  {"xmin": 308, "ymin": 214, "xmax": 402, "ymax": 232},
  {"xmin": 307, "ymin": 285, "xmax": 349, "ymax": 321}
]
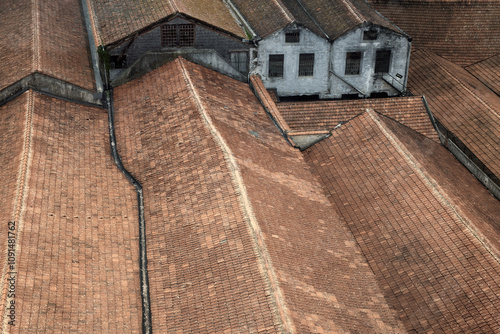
[
  {"xmin": 81, "ymin": 0, "xmax": 104, "ymax": 94},
  {"xmin": 106, "ymin": 89, "xmax": 153, "ymax": 334}
]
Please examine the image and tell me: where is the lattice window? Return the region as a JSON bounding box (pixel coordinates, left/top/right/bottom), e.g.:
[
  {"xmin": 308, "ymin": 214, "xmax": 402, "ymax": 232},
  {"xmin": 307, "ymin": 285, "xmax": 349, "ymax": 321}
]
[
  {"xmin": 230, "ymin": 51, "xmax": 248, "ymax": 73},
  {"xmin": 161, "ymin": 24, "xmax": 195, "ymax": 47},
  {"xmin": 285, "ymin": 31, "xmax": 300, "ymax": 43},
  {"xmin": 345, "ymin": 52, "xmax": 361, "ymax": 75},
  {"xmin": 375, "ymin": 50, "xmax": 391, "ymax": 73},
  {"xmin": 298, "ymin": 53, "xmax": 315, "ymax": 77},
  {"xmin": 268, "ymin": 54, "xmax": 284, "ymax": 78}
]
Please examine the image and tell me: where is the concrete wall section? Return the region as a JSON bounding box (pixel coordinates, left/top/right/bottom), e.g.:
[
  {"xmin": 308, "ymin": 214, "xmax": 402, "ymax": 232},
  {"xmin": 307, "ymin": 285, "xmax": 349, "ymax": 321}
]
[
  {"xmin": 254, "ymin": 24, "xmax": 330, "ymax": 97},
  {"xmin": 328, "ymin": 26, "xmax": 410, "ymax": 99}
]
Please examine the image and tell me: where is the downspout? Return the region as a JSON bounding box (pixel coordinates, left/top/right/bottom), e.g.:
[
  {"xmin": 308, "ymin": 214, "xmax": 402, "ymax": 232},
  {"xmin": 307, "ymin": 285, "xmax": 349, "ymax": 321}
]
[
  {"xmin": 81, "ymin": 0, "xmax": 103, "ymax": 94},
  {"xmin": 403, "ymin": 37, "xmax": 412, "ymax": 95},
  {"xmin": 106, "ymin": 89, "xmax": 153, "ymax": 334}
]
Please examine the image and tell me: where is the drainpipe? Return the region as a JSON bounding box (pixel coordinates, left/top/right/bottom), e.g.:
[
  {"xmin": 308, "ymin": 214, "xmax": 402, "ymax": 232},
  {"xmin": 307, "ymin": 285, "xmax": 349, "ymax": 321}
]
[
  {"xmin": 106, "ymin": 89, "xmax": 153, "ymax": 334},
  {"xmin": 81, "ymin": 0, "xmax": 104, "ymax": 94}
]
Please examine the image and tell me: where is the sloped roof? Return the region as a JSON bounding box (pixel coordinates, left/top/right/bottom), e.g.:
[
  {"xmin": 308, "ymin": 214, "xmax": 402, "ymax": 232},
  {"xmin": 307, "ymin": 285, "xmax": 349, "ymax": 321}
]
[
  {"xmin": 276, "ymin": 95, "xmax": 440, "ymax": 141},
  {"xmin": 0, "ymin": 91, "xmax": 141, "ymax": 331},
  {"xmin": 87, "ymin": 0, "xmax": 245, "ymax": 46},
  {"xmin": 367, "ymin": 0, "xmax": 500, "ymax": 66},
  {"xmin": 466, "ymin": 54, "xmax": 500, "ymax": 96},
  {"xmin": 0, "ymin": 0, "xmax": 95, "ymax": 92},
  {"xmin": 112, "ymin": 58, "xmax": 405, "ymax": 333},
  {"xmin": 304, "ymin": 110, "xmax": 500, "ymax": 332},
  {"xmin": 230, "ymin": 0, "xmax": 404, "ymax": 40},
  {"xmin": 408, "ymin": 49, "xmax": 500, "ymax": 179}
]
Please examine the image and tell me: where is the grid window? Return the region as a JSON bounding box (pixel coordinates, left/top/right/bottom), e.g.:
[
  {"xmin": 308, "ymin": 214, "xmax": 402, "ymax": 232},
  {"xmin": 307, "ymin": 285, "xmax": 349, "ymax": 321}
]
[
  {"xmin": 161, "ymin": 24, "xmax": 195, "ymax": 47},
  {"xmin": 268, "ymin": 54, "xmax": 284, "ymax": 78},
  {"xmin": 298, "ymin": 53, "xmax": 315, "ymax": 76},
  {"xmin": 345, "ymin": 52, "xmax": 361, "ymax": 75},
  {"xmin": 285, "ymin": 31, "xmax": 300, "ymax": 43},
  {"xmin": 230, "ymin": 51, "xmax": 248, "ymax": 73},
  {"xmin": 375, "ymin": 50, "xmax": 391, "ymax": 73}
]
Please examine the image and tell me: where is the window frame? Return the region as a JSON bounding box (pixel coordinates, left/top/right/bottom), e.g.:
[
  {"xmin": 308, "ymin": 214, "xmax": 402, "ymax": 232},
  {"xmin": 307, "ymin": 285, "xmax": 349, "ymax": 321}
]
[
  {"xmin": 285, "ymin": 31, "xmax": 300, "ymax": 43},
  {"xmin": 345, "ymin": 51, "xmax": 362, "ymax": 75},
  {"xmin": 375, "ymin": 49, "xmax": 391, "ymax": 74},
  {"xmin": 268, "ymin": 54, "xmax": 285, "ymax": 78},
  {"xmin": 161, "ymin": 24, "xmax": 195, "ymax": 48}
]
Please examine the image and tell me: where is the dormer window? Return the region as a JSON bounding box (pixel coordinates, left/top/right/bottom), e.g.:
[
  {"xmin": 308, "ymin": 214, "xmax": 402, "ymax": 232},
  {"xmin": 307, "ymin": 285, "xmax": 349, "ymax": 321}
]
[
  {"xmin": 161, "ymin": 24, "xmax": 195, "ymax": 47},
  {"xmin": 285, "ymin": 31, "xmax": 300, "ymax": 43}
]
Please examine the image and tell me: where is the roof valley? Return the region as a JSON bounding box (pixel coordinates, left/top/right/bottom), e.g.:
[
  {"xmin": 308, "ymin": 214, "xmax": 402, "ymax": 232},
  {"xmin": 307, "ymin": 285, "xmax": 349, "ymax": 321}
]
[
  {"xmin": 368, "ymin": 110, "xmax": 500, "ymax": 261},
  {"xmin": 178, "ymin": 60, "xmax": 295, "ymax": 333}
]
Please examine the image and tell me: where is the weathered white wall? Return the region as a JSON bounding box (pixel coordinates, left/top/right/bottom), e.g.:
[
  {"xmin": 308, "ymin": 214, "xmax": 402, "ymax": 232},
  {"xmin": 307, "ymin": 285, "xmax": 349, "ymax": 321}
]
[
  {"xmin": 252, "ymin": 24, "xmax": 330, "ymax": 97},
  {"xmin": 327, "ymin": 25, "xmax": 410, "ymax": 99}
]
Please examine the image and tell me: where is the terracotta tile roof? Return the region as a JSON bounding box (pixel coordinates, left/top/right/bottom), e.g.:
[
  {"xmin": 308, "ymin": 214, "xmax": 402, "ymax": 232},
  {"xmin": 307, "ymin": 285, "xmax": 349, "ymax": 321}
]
[
  {"xmin": 304, "ymin": 110, "xmax": 500, "ymax": 333},
  {"xmin": 87, "ymin": 0, "xmax": 245, "ymax": 46},
  {"xmin": 0, "ymin": 90, "xmax": 141, "ymax": 331},
  {"xmin": 466, "ymin": 54, "xmax": 500, "ymax": 96},
  {"xmin": 0, "ymin": 0, "xmax": 95, "ymax": 92},
  {"xmin": 113, "ymin": 58, "xmax": 405, "ymax": 333},
  {"xmin": 277, "ymin": 95, "xmax": 440, "ymax": 142},
  {"xmin": 367, "ymin": 0, "xmax": 500, "ymax": 66},
  {"xmin": 231, "ymin": 0, "xmax": 403, "ymax": 39},
  {"xmin": 408, "ymin": 48, "xmax": 500, "ymax": 178}
]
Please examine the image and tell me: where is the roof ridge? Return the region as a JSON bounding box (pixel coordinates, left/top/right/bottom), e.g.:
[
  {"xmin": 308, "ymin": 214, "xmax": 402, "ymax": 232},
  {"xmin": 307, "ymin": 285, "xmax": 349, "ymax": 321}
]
[
  {"xmin": 272, "ymin": 0, "xmax": 296, "ymax": 24},
  {"xmin": 339, "ymin": 0, "xmax": 365, "ymax": 24},
  {"xmin": 167, "ymin": 0, "xmax": 180, "ymax": 13},
  {"xmin": 367, "ymin": 110, "xmax": 500, "ymax": 262},
  {"xmin": 179, "ymin": 60, "xmax": 295, "ymax": 333}
]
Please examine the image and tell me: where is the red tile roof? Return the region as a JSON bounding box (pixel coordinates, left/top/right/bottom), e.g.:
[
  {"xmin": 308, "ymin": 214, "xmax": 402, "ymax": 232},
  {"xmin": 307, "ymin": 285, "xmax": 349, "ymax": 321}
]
[
  {"xmin": 466, "ymin": 54, "xmax": 500, "ymax": 96},
  {"xmin": 0, "ymin": 0, "xmax": 95, "ymax": 92},
  {"xmin": 304, "ymin": 110, "xmax": 500, "ymax": 333},
  {"xmin": 367, "ymin": 0, "xmax": 500, "ymax": 66},
  {"xmin": 276, "ymin": 96, "xmax": 440, "ymax": 141},
  {"xmin": 87, "ymin": 0, "xmax": 245, "ymax": 46},
  {"xmin": 0, "ymin": 90, "xmax": 141, "ymax": 331},
  {"xmin": 113, "ymin": 58, "xmax": 405, "ymax": 333},
  {"xmin": 231, "ymin": 0, "xmax": 404, "ymax": 39},
  {"xmin": 408, "ymin": 48, "xmax": 500, "ymax": 179}
]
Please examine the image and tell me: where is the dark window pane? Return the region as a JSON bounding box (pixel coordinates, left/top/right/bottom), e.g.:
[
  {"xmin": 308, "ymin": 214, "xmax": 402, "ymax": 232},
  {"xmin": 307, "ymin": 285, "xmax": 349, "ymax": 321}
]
[
  {"xmin": 375, "ymin": 50, "xmax": 391, "ymax": 73},
  {"xmin": 285, "ymin": 31, "xmax": 300, "ymax": 43},
  {"xmin": 345, "ymin": 52, "xmax": 361, "ymax": 75},
  {"xmin": 299, "ymin": 53, "xmax": 315, "ymax": 76},
  {"xmin": 363, "ymin": 30, "xmax": 378, "ymax": 40},
  {"xmin": 269, "ymin": 54, "xmax": 284, "ymax": 78}
]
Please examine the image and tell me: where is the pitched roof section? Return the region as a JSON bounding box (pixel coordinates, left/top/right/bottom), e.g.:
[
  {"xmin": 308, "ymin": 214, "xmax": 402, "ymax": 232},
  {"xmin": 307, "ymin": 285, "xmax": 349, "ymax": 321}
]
[
  {"xmin": 466, "ymin": 54, "xmax": 500, "ymax": 96},
  {"xmin": 0, "ymin": 91, "xmax": 141, "ymax": 331},
  {"xmin": 113, "ymin": 58, "xmax": 405, "ymax": 333},
  {"xmin": 0, "ymin": 0, "xmax": 95, "ymax": 92},
  {"xmin": 408, "ymin": 49, "xmax": 500, "ymax": 178},
  {"xmin": 87, "ymin": 0, "xmax": 245, "ymax": 46},
  {"xmin": 276, "ymin": 96, "xmax": 440, "ymax": 141},
  {"xmin": 367, "ymin": 0, "xmax": 500, "ymax": 66},
  {"xmin": 304, "ymin": 111, "xmax": 500, "ymax": 333},
  {"xmin": 231, "ymin": 0, "xmax": 403, "ymax": 39}
]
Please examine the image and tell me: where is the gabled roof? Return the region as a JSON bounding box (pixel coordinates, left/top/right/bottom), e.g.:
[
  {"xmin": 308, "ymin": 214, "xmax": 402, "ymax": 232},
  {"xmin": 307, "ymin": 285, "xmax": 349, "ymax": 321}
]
[
  {"xmin": 87, "ymin": 0, "xmax": 246, "ymax": 46},
  {"xmin": 466, "ymin": 54, "xmax": 500, "ymax": 96},
  {"xmin": 230, "ymin": 0, "xmax": 404, "ymax": 40},
  {"xmin": 112, "ymin": 58, "xmax": 405, "ymax": 333},
  {"xmin": 408, "ymin": 49, "xmax": 500, "ymax": 179},
  {"xmin": 0, "ymin": 0, "xmax": 95, "ymax": 92},
  {"xmin": 367, "ymin": 0, "xmax": 500, "ymax": 66},
  {"xmin": 304, "ymin": 110, "xmax": 500, "ymax": 332},
  {"xmin": 275, "ymin": 96, "xmax": 440, "ymax": 141},
  {"xmin": 0, "ymin": 90, "xmax": 141, "ymax": 331}
]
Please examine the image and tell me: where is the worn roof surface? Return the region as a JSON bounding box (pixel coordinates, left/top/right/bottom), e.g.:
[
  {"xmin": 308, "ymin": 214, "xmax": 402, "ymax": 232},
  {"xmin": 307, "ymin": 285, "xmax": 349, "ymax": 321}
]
[
  {"xmin": 408, "ymin": 49, "xmax": 500, "ymax": 178},
  {"xmin": 113, "ymin": 58, "xmax": 405, "ymax": 333},
  {"xmin": 367, "ymin": 0, "xmax": 500, "ymax": 66},
  {"xmin": 87, "ymin": 0, "xmax": 245, "ymax": 46},
  {"xmin": 0, "ymin": 91, "xmax": 141, "ymax": 332},
  {"xmin": 276, "ymin": 95, "xmax": 440, "ymax": 141},
  {"xmin": 466, "ymin": 54, "xmax": 500, "ymax": 96},
  {"xmin": 0, "ymin": 0, "xmax": 95, "ymax": 92},
  {"xmin": 231, "ymin": 0, "xmax": 403, "ymax": 39},
  {"xmin": 304, "ymin": 110, "xmax": 500, "ymax": 333}
]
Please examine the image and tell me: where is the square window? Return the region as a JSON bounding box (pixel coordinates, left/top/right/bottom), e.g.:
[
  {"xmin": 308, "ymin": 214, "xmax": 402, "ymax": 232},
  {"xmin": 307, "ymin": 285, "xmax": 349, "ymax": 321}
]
[
  {"xmin": 269, "ymin": 54, "xmax": 284, "ymax": 78},
  {"xmin": 345, "ymin": 52, "xmax": 361, "ymax": 75},
  {"xmin": 375, "ymin": 50, "xmax": 391, "ymax": 73},
  {"xmin": 285, "ymin": 31, "xmax": 300, "ymax": 43},
  {"xmin": 161, "ymin": 25, "xmax": 177, "ymax": 47},
  {"xmin": 298, "ymin": 53, "xmax": 315, "ymax": 77},
  {"xmin": 178, "ymin": 24, "xmax": 195, "ymax": 47}
]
